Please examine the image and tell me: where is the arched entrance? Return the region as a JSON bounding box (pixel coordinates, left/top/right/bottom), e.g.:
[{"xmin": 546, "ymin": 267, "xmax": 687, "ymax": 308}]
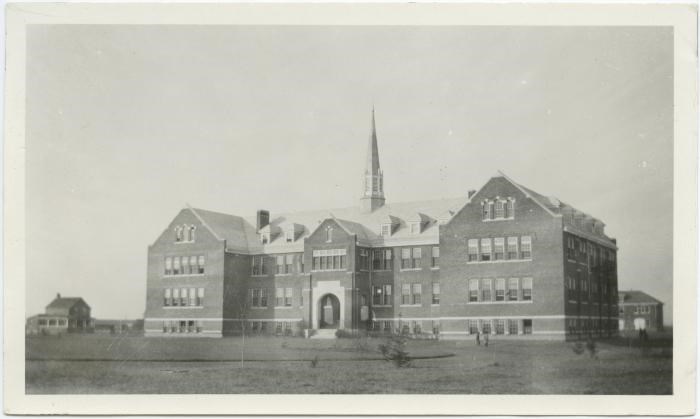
[{"xmin": 318, "ymin": 294, "xmax": 340, "ymax": 329}]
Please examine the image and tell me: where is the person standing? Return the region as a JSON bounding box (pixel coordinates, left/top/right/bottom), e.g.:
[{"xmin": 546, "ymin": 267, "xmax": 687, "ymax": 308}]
[{"xmin": 475, "ymin": 330, "xmax": 481, "ymax": 346}]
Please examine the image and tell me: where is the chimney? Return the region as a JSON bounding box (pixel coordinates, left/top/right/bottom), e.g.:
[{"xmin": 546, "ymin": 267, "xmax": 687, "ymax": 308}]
[
  {"xmin": 56, "ymin": 293, "xmax": 61, "ymax": 299},
  {"xmin": 256, "ymin": 210, "xmax": 270, "ymax": 231},
  {"xmin": 468, "ymin": 190, "xmax": 477, "ymax": 199}
]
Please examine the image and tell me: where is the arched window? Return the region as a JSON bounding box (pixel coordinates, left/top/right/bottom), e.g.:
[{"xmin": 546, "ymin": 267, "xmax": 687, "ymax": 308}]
[
  {"xmin": 188, "ymin": 225, "xmax": 196, "ymax": 242},
  {"xmin": 326, "ymin": 226, "xmax": 333, "ymax": 243},
  {"xmin": 174, "ymin": 226, "xmax": 183, "ymax": 242}
]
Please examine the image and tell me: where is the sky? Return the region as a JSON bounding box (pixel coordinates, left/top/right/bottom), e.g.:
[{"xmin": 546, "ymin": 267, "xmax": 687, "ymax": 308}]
[{"xmin": 26, "ymin": 25, "xmax": 673, "ymax": 321}]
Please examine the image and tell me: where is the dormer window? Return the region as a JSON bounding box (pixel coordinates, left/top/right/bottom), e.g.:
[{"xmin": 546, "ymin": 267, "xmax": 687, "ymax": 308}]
[
  {"xmin": 285, "ymin": 230, "xmax": 294, "ymax": 243},
  {"xmin": 380, "ymin": 224, "xmax": 392, "ymax": 237},
  {"xmin": 482, "ymin": 198, "xmax": 515, "ymax": 221},
  {"xmin": 409, "ymin": 222, "xmax": 421, "ymax": 234},
  {"xmin": 260, "ymin": 232, "xmax": 270, "ymax": 244}
]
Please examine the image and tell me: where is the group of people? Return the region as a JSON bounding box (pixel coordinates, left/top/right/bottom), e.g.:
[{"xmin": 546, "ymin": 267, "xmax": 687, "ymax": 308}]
[
  {"xmin": 474, "ymin": 331, "xmax": 489, "ymax": 347},
  {"xmin": 638, "ymin": 328, "xmax": 649, "ymax": 342}
]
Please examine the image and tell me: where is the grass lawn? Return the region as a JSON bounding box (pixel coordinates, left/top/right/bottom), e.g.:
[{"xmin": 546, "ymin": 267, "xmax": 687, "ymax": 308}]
[{"xmin": 26, "ymin": 334, "xmax": 672, "ymax": 394}]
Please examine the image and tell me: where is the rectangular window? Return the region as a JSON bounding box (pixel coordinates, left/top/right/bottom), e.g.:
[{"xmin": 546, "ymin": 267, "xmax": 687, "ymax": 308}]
[
  {"xmin": 284, "ymin": 287, "xmax": 293, "ymax": 307},
  {"xmin": 495, "ymin": 319, "xmax": 505, "ymax": 335},
  {"xmin": 481, "ymin": 279, "xmax": 492, "ymax": 302},
  {"xmin": 260, "ymin": 288, "xmax": 268, "ymax": 307},
  {"xmin": 508, "ymin": 278, "xmax": 519, "ymax": 301},
  {"xmin": 173, "ymin": 257, "xmax": 181, "ymax": 275},
  {"xmin": 197, "ymin": 287, "xmax": 204, "ymax": 306},
  {"xmin": 432, "ymin": 283, "xmax": 440, "ymax": 305},
  {"xmin": 180, "ymin": 288, "xmax": 188, "ymax": 306},
  {"xmin": 172, "ymin": 288, "xmax": 179, "ymax": 306},
  {"xmin": 522, "ymin": 277, "xmax": 533, "ymax": 301},
  {"xmin": 189, "ymin": 287, "xmax": 196, "ymax": 306},
  {"xmin": 508, "ymin": 319, "xmax": 518, "ymax": 335},
  {"xmin": 412, "ymin": 283, "xmax": 422, "ymax": 305},
  {"xmin": 480, "ymin": 238, "xmax": 491, "ymax": 261},
  {"xmin": 507, "ymin": 237, "xmax": 518, "ymax": 260},
  {"xmin": 523, "ymin": 319, "xmax": 532, "ymax": 334},
  {"xmin": 506, "ymin": 200, "xmax": 514, "ymax": 218},
  {"xmin": 401, "ymin": 284, "xmax": 411, "ymax": 305},
  {"xmin": 468, "ymin": 320, "xmax": 479, "ymax": 334},
  {"xmin": 412, "ymin": 248, "xmax": 422, "ymax": 268},
  {"xmin": 276, "ymin": 288, "xmax": 284, "ymax": 307},
  {"xmin": 521, "ymin": 236, "xmax": 532, "ymax": 259},
  {"xmin": 165, "ymin": 257, "xmax": 172, "ymax": 275},
  {"xmin": 482, "ymin": 201, "xmax": 493, "ymax": 220},
  {"xmin": 372, "ymin": 250, "xmax": 383, "ymax": 270},
  {"xmin": 495, "ymin": 200, "xmax": 505, "ymax": 218},
  {"xmin": 164, "ymin": 288, "xmax": 171, "ymax": 306},
  {"xmin": 468, "ymin": 279, "xmax": 479, "ymax": 302},
  {"xmin": 380, "ymin": 224, "xmax": 391, "ymax": 237},
  {"xmin": 384, "ymin": 249, "xmax": 393, "ymax": 270},
  {"xmin": 401, "ymin": 248, "xmax": 411, "ymax": 269},
  {"xmin": 276, "ymin": 255, "xmax": 284, "ymax": 274},
  {"xmin": 431, "ymin": 246, "xmax": 439, "ymax": 268},
  {"xmin": 468, "ymin": 239, "xmax": 479, "ymax": 262},
  {"xmin": 372, "ymin": 284, "xmax": 392, "ymax": 306},
  {"xmin": 359, "ymin": 249, "xmax": 370, "ymax": 271},
  {"xmin": 495, "ymin": 278, "xmax": 506, "ymax": 301},
  {"xmin": 189, "ymin": 256, "xmax": 198, "ymax": 275},
  {"xmin": 285, "ymin": 254, "xmax": 293, "ymax": 274},
  {"xmin": 312, "ymin": 249, "xmax": 347, "ymax": 271},
  {"xmin": 494, "ymin": 238, "xmax": 505, "ymax": 260}
]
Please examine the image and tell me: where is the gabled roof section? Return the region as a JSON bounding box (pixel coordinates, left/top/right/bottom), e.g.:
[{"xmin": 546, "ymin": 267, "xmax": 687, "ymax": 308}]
[
  {"xmin": 619, "ymin": 290, "xmax": 663, "ymax": 305},
  {"xmin": 188, "ymin": 206, "xmax": 250, "ymax": 252},
  {"xmin": 46, "ymin": 297, "xmax": 87, "ymax": 311},
  {"xmin": 497, "ymin": 171, "xmax": 560, "ymax": 217}
]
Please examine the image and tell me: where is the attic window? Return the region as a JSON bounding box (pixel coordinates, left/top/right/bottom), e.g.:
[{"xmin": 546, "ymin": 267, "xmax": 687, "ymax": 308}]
[
  {"xmin": 482, "ymin": 198, "xmax": 515, "ymax": 221},
  {"xmin": 380, "ymin": 224, "xmax": 392, "ymax": 237},
  {"xmin": 326, "ymin": 226, "xmax": 333, "ymax": 243},
  {"xmin": 175, "ymin": 224, "xmax": 195, "ymax": 243},
  {"xmin": 409, "ymin": 222, "xmax": 422, "ymax": 234},
  {"xmin": 285, "ymin": 230, "xmax": 294, "ymax": 243},
  {"xmin": 175, "ymin": 226, "xmax": 184, "ymax": 242},
  {"xmin": 261, "ymin": 232, "xmax": 270, "ymax": 244}
]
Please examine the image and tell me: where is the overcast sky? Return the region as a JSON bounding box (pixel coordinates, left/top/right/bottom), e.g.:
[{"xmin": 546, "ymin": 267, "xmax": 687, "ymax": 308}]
[{"xmin": 26, "ymin": 25, "xmax": 673, "ymax": 321}]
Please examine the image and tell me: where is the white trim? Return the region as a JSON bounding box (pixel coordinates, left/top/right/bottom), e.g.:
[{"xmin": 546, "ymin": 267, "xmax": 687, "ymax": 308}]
[
  {"xmin": 467, "ymin": 259, "xmax": 531, "ymax": 265},
  {"xmin": 162, "ymin": 306, "xmax": 203, "ymax": 310},
  {"xmin": 465, "ymin": 300, "xmax": 533, "ymax": 305}
]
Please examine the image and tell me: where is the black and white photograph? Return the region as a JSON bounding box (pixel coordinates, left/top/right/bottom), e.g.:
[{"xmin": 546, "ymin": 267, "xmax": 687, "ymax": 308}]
[{"xmin": 4, "ymin": 2, "xmax": 697, "ymax": 416}]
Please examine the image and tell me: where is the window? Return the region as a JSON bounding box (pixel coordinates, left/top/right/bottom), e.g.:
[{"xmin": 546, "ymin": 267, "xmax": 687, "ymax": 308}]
[
  {"xmin": 276, "ymin": 255, "xmax": 284, "ymax": 274},
  {"xmin": 523, "ymin": 319, "xmax": 532, "ymax": 334},
  {"xmin": 187, "ymin": 225, "xmax": 196, "ymax": 242},
  {"xmin": 285, "ymin": 230, "xmax": 294, "ymax": 243},
  {"xmin": 285, "ymin": 254, "xmax": 293, "ymax": 274},
  {"xmin": 299, "ymin": 289, "xmax": 304, "ymax": 307},
  {"xmin": 260, "ymin": 232, "xmax": 270, "ymax": 244},
  {"xmin": 175, "ymin": 226, "xmax": 184, "ymax": 242},
  {"xmin": 401, "ymin": 248, "xmax": 411, "ymax": 269},
  {"xmin": 508, "ymin": 278, "xmax": 519, "ymax": 301},
  {"xmin": 481, "ymin": 320, "xmax": 491, "ymax": 334},
  {"xmin": 251, "ymin": 256, "xmax": 267, "ymax": 276},
  {"xmin": 431, "ymin": 283, "xmax": 440, "ymax": 304},
  {"xmin": 311, "ymin": 249, "xmax": 347, "ymax": 271},
  {"xmin": 359, "ymin": 249, "xmax": 370, "ymax": 271},
  {"xmin": 469, "ymin": 279, "xmax": 479, "ymax": 302},
  {"xmin": 164, "ymin": 289, "xmax": 171, "ymax": 306},
  {"xmin": 189, "ymin": 287, "xmax": 196, "ymax": 306},
  {"xmin": 275, "ymin": 288, "xmax": 284, "ymax": 307},
  {"xmin": 189, "ymin": 256, "xmax": 197, "ymax": 274},
  {"xmin": 180, "ymin": 288, "xmax": 188, "ymax": 306},
  {"xmin": 372, "ymin": 284, "xmax": 392, "ymax": 305},
  {"xmin": 482, "ymin": 201, "xmax": 493, "ymax": 220},
  {"xmin": 411, "ymin": 283, "xmax": 422, "ymax": 305},
  {"xmin": 165, "ymin": 257, "xmax": 172, "ymax": 275},
  {"xmin": 495, "ymin": 278, "xmax": 506, "ymax": 301},
  {"xmin": 507, "ymin": 237, "xmax": 518, "ymax": 260},
  {"xmin": 197, "ymin": 288, "xmax": 204, "ymax": 306},
  {"xmin": 173, "ymin": 257, "xmax": 181, "ymax": 275},
  {"xmin": 410, "ymin": 222, "xmax": 422, "ymax": 234},
  {"xmin": 284, "ymin": 288, "xmax": 293, "ymax": 307},
  {"xmin": 480, "ymin": 238, "xmax": 491, "ymax": 261},
  {"xmin": 567, "ymin": 237, "xmax": 576, "ymax": 260},
  {"xmin": 380, "ymin": 224, "xmax": 392, "ymax": 237},
  {"xmin": 481, "ymin": 279, "xmax": 492, "ymax": 302},
  {"xmin": 172, "ymin": 288, "xmax": 179, "ymax": 306},
  {"xmin": 401, "ymin": 284, "xmax": 411, "ymax": 305},
  {"xmin": 520, "ymin": 236, "xmax": 532, "ymax": 259},
  {"xmin": 522, "ymin": 278, "xmax": 533, "ymax": 301},
  {"xmin": 468, "ymin": 239, "xmax": 479, "ymax": 262},
  {"xmin": 508, "ymin": 319, "xmax": 518, "ymax": 335},
  {"xmin": 325, "ymin": 226, "xmax": 333, "ymax": 242},
  {"xmin": 494, "ymin": 238, "xmax": 505, "ymax": 260},
  {"xmin": 495, "ymin": 319, "xmax": 505, "ymax": 335},
  {"xmin": 250, "ymin": 288, "xmax": 268, "ymax": 307},
  {"xmin": 197, "ymin": 256, "xmax": 205, "ymax": 274},
  {"xmin": 468, "ymin": 320, "xmax": 479, "ymax": 334},
  {"xmin": 412, "ymin": 248, "xmax": 422, "ymax": 268},
  {"xmin": 506, "ymin": 200, "xmax": 515, "ymax": 218},
  {"xmin": 372, "ymin": 249, "xmax": 393, "ymax": 270},
  {"xmin": 431, "ymin": 247, "xmax": 439, "ymax": 268},
  {"xmin": 495, "ymin": 200, "xmax": 505, "ymax": 218}
]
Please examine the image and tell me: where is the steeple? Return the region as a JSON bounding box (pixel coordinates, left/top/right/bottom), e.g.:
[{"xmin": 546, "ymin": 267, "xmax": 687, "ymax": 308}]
[{"xmin": 360, "ymin": 107, "xmax": 386, "ymax": 213}]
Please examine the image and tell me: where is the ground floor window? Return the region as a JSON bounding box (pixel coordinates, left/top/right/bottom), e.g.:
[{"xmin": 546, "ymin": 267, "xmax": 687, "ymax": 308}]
[
  {"xmin": 523, "ymin": 319, "xmax": 532, "ymax": 334},
  {"xmin": 468, "ymin": 320, "xmax": 479, "ymax": 334},
  {"xmin": 162, "ymin": 319, "xmax": 202, "ymax": 334},
  {"xmin": 481, "ymin": 320, "xmax": 491, "ymax": 334},
  {"xmin": 508, "ymin": 319, "xmax": 518, "ymax": 335},
  {"xmin": 495, "ymin": 319, "xmax": 505, "ymax": 335}
]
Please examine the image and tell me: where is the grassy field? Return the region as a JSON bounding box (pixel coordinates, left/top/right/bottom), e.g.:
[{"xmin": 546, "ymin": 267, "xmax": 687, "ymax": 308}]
[{"xmin": 26, "ymin": 334, "xmax": 672, "ymax": 394}]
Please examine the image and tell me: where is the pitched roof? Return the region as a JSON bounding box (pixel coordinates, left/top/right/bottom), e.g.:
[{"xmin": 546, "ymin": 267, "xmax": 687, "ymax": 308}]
[
  {"xmin": 46, "ymin": 297, "xmax": 87, "ymax": 311},
  {"xmin": 189, "ymin": 207, "xmax": 253, "ymax": 253},
  {"xmin": 619, "ymin": 290, "xmax": 663, "ymax": 305}
]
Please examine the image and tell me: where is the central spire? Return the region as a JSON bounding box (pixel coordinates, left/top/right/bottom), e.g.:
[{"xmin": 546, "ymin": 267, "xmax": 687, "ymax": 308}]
[{"xmin": 360, "ymin": 107, "xmax": 386, "ymax": 213}]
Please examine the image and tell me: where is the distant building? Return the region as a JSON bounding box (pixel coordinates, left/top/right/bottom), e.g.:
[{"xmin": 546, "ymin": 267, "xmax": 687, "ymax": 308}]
[
  {"xmin": 144, "ymin": 110, "xmax": 619, "ymax": 340},
  {"xmin": 618, "ymin": 290, "xmax": 664, "ymax": 332},
  {"xmin": 26, "ymin": 293, "xmax": 93, "ymax": 335},
  {"xmin": 93, "ymin": 319, "xmax": 144, "ymax": 335}
]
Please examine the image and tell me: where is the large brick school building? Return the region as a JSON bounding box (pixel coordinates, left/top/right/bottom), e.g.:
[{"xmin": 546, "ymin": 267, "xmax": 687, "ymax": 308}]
[{"xmin": 144, "ymin": 111, "xmax": 619, "ymax": 340}]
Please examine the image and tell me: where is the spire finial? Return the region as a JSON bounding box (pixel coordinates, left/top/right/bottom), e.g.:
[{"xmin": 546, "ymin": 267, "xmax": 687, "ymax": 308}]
[{"xmin": 360, "ymin": 107, "xmax": 385, "ymax": 212}]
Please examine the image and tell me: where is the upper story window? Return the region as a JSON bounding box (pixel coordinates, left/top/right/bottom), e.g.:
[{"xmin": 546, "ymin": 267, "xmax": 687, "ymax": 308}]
[
  {"xmin": 431, "ymin": 246, "xmax": 439, "ymax": 268},
  {"xmin": 312, "ymin": 249, "xmax": 347, "ymax": 271},
  {"xmin": 359, "ymin": 248, "xmax": 370, "ymax": 271},
  {"xmin": 325, "ymin": 226, "xmax": 333, "ymax": 243},
  {"xmin": 174, "ymin": 224, "xmax": 196, "ymax": 243},
  {"xmin": 380, "ymin": 224, "xmax": 392, "ymax": 237},
  {"xmin": 164, "ymin": 255, "xmax": 205, "ymax": 276},
  {"xmin": 372, "ymin": 249, "xmax": 393, "ymax": 271},
  {"xmin": 260, "ymin": 232, "xmax": 270, "ymax": 245},
  {"xmin": 467, "ymin": 236, "xmax": 532, "ymax": 263},
  {"xmin": 409, "ymin": 222, "xmax": 422, "ymax": 234},
  {"xmin": 251, "ymin": 256, "xmax": 268, "ymax": 276},
  {"xmin": 400, "ymin": 247, "xmax": 422, "ymax": 270},
  {"xmin": 481, "ymin": 198, "xmax": 515, "ymax": 221}
]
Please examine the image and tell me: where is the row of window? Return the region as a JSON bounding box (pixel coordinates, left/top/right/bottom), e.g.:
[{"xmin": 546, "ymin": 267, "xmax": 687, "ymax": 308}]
[
  {"xmin": 249, "ymin": 288, "xmax": 304, "ymax": 308},
  {"xmin": 312, "ymin": 249, "xmax": 347, "ymax": 271},
  {"xmin": 566, "ymin": 276, "xmax": 617, "ymax": 301},
  {"xmin": 174, "ymin": 224, "xmax": 196, "ymax": 243},
  {"xmin": 633, "ymin": 305, "xmax": 652, "ymax": 314},
  {"xmin": 566, "ymin": 236, "xmax": 617, "ymax": 266},
  {"xmin": 163, "ymin": 287, "xmax": 205, "ymax": 307},
  {"xmin": 370, "ymin": 320, "xmax": 440, "ymax": 335},
  {"xmin": 481, "ymin": 198, "xmax": 516, "ymax": 221},
  {"xmin": 566, "ymin": 318, "xmax": 618, "ymax": 334},
  {"xmin": 467, "ymin": 236, "xmax": 531, "ymax": 262},
  {"xmin": 468, "ymin": 277, "xmax": 533, "ymax": 302},
  {"xmin": 371, "ymin": 283, "xmax": 441, "ymax": 306},
  {"xmin": 162, "ymin": 320, "xmax": 203, "ymax": 333},
  {"xmin": 467, "ymin": 318, "xmax": 532, "ymax": 335},
  {"xmin": 275, "ymin": 254, "xmax": 303, "ymax": 274},
  {"xmin": 164, "ymin": 255, "xmax": 205, "ymax": 276}
]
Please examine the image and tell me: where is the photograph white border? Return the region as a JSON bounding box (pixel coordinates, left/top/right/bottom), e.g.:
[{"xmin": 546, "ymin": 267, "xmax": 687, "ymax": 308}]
[{"xmin": 4, "ymin": 2, "xmax": 697, "ymax": 415}]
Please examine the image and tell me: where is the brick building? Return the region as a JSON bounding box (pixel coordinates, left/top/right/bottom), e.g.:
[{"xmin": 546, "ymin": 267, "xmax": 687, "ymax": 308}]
[
  {"xmin": 144, "ymin": 111, "xmax": 619, "ymax": 340},
  {"xmin": 618, "ymin": 290, "xmax": 664, "ymax": 332}
]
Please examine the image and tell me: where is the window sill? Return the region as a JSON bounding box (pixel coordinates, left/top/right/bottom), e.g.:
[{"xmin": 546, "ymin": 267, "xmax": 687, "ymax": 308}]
[
  {"xmin": 481, "ymin": 218, "xmax": 515, "ymax": 222},
  {"xmin": 467, "ymin": 300, "xmax": 533, "ymax": 305},
  {"xmin": 274, "ymin": 273, "xmax": 296, "ymax": 277},
  {"xmin": 274, "ymin": 306, "xmax": 295, "ymax": 309},
  {"xmin": 311, "ymin": 269, "xmax": 347, "ymax": 273},
  {"xmin": 372, "ymin": 305, "xmax": 392, "ymax": 308},
  {"xmin": 163, "ymin": 273, "xmax": 206, "ymax": 278},
  {"xmin": 430, "ymin": 267, "xmax": 440, "ymax": 270},
  {"xmin": 399, "ymin": 304, "xmax": 422, "ymax": 307},
  {"xmin": 251, "ymin": 306, "xmax": 269, "ymax": 310},
  {"xmin": 399, "ymin": 268, "xmax": 422, "ymax": 272},
  {"xmin": 431, "ymin": 304, "xmax": 440, "ymax": 307},
  {"xmin": 467, "ymin": 259, "xmax": 531, "ymax": 265},
  {"xmin": 251, "ymin": 274, "xmax": 270, "ymax": 278},
  {"xmin": 163, "ymin": 306, "xmax": 203, "ymax": 309}
]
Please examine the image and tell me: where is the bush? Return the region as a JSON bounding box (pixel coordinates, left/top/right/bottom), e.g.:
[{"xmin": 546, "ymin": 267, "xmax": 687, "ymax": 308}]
[
  {"xmin": 335, "ymin": 329, "xmax": 356, "ymax": 339},
  {"xmin": 378, "ymin": 335, "xmax": 411, "ymax": 368}
]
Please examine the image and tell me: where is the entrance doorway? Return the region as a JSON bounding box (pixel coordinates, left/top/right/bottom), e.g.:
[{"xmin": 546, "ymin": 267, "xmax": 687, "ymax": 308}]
[{"xmin": 319, "ymin": 294, "xmax": 340, "ymax": 329}]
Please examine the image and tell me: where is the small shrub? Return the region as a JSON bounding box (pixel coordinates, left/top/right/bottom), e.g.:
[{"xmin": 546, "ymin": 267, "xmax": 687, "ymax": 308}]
[
  {"xmin": 378, "ymin": 335, "xmax": 411, "ymax": 368},
  {"xmin": 335, "ymin": 329, "xmax": 355, "ymax": 339}
]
